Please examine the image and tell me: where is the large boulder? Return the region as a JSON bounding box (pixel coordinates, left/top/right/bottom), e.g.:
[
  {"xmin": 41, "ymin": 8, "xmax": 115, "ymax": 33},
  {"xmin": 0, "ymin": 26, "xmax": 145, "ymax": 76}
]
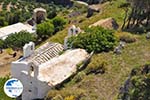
[
  {"xmin": 87, "ymin": 4, "xmax": 101, "ymax": 18},
  {"xmin": 89, "ymin": 18, "xmax": 119, "ymax": 30}
]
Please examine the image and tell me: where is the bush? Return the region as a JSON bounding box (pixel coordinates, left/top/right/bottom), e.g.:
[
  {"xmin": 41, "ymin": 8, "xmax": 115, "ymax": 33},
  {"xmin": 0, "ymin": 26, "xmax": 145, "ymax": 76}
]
[
  {"xmin": 68, "ymin": 26, "xmax": 117, "ymax": 53},
  {"xmin": 85, "ymin": 56, "xmax": 107, "ymax": 75},
  {"xmin": 120, "ymin": 34, "xmax": 137, "ymax": 43},
  {"xmin": 129, "ymin": 74, "xmax": 150, "ymax": 100},
  {"xmin": 0, "ymin": 17, "xmax": 8, "ymax": 26},
  {"xmin": 6, "ymin": 48, "xmax": 14, "ymax": 55},
  {"xmin": 0, "ymin": 39, "xmax": 4, "ymax": 48},
  {"xmin": 0, "ymin": 76, "xmax": 13, "ymax": 100},
  {"xmin": 4, "ymin": 31, "xmax": 36, "ymax": 49},
  {"xmin": 71, "ymin": 72, "xmax": 86, "ymax": 83},
  {"xmin": 118, "ymin": 63, "xmax": 150, "ymax": 100},
  {"xmin": 37, "ymin": 21, "xmax": 55, "ymax": 39},
  {"xmin": 47, "ymin": 10, "xmax": 57, "ymax": 19},
  {"xmin": 52, "ymin": 16, "xmax": 67, "ymax": 32},
  {"xmin": 115, "ymin": 32, "xmax": 137, "ymax": 43}
]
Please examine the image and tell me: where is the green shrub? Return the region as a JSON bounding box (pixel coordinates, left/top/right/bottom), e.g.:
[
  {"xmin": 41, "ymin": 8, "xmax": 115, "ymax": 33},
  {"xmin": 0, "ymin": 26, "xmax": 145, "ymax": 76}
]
[
  {"xmin": 85, "ymin": 59, "xmax": 107, "ymax": 75},
  {"xmin": 68, "ymin": 26, "xmax": 117, "ymax": 53},
  {"xmin": 52, "ymin": 16, "xmax": 67, "ymax": 32},
  {"xmin": 118, "ymin": 63, "xmax": 150, "ymax": 100},
  {"xmin": 71, "ymin": 72, "xmax": 86, "ymax": 83},
  {"xmin": 37, "ymin": 21, "xmax": 55, "ymax": 39},
  {"xmin": 130, "ymin": 63, "xmax": 150, "ymax": 99},
  {"xmin": 4, "ymin": 31, "xmax": 36, "ymax": 49},
  {"xmin": 47, "ymin": 10, "xmax": 57, "ymax": 19},
  {"xmin": 0, "ymin": 39, "xmax": 4, "ymax": 48},
  {"xmin": 0, "ymin": 76, "xmax": 13, "ymax": 100},
  {"xmin": 0, "ymin": 16, "xmax": 8, "ymax": 26},
  {"xmin": 6, "ymin": 48, "xmax": 14, "ymax": 55}
]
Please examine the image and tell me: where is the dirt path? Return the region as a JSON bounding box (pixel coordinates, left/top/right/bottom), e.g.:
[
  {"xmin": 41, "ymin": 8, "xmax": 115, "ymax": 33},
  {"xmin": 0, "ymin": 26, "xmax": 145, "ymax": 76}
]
[
  {"xmin": 0, "ymin": 64, "xmax": 11, "ymax": 77},
  {"xmin": 0, "ymin": 50, "xmax": 22, "ymax": 77}
]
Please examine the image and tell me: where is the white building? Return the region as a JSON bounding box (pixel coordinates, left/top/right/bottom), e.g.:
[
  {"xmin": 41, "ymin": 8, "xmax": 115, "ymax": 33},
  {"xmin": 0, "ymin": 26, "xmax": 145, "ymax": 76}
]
[
  {"xmin": 33, "ymin": 8, "xmax": 47, "ymax": 24},
  {"xmin": 0, "ymin": 22, "xmax": 35, "ymax": 40},
  {"xmin": 68, "ymin": 25, "xmax": 81, "ymax": 36},
  {"xmin": 64, "ymin": 25, "xmax": 82, "ymax": 49},
  {"xmin": 11, "ymin": 42, "xmax": 91, "ymax": 100}
]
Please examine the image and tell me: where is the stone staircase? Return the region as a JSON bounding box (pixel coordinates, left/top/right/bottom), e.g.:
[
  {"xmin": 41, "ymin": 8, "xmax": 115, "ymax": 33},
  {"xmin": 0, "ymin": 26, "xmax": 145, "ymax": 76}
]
[{"xmin": 29, "ymin": 43, "xmax": 64, "ymax": 65}]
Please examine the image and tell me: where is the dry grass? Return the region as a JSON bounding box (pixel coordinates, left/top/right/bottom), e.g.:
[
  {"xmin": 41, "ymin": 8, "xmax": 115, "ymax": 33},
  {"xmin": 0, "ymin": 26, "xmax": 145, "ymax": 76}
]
[
  {"xmin": 45, "ymin": 0, "xmax": 145, "ymax": 99},
  {"xmin": 0, "ymin": 50, "xmax": 22, "ymax": 77},
  {"xmin": 47, "ymin": 34, "xmax": 150, "ymax": 100}
]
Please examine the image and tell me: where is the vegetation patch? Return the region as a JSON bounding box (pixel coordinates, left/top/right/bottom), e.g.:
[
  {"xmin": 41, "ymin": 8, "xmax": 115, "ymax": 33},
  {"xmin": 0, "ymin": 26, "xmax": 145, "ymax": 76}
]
[
  {"xmin": 46, "ymin": 88, "xmax": 86, "ymax": 100},
  {"xmin": 68, "ymin": 26, "xmax": 117, "ymax": 53},
  {"xmin": 0, "ymin": 76, "xmax": 13, "ymax": 100},
  {"xmin": 4, "ymin": 31, "xmax": 36, "ymax": 49},
  {"xmin": 118, "ymin": 63, "xmax": 150, "ymax": 100},
  {"xmin": 37, "ymin": 16, "xmax": 67, "ymax": 41},
  {"xmin": 115, "ymin": 32, "xmax": 137, "ymax": 43},
  {"xmin": 0, "ymin": 0, "xmax": 64, "ymax": 27}
]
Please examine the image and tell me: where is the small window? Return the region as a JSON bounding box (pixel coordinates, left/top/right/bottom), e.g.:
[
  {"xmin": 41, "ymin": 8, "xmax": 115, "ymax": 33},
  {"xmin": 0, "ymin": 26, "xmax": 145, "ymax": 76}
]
[
  {"xmin": 31, "ymin": 66, "xmax": 34, "ymax": 71},
  {"xmin": 31, "ymin": 45, "xmax": 33, "ymax": 50},
  {"xmin": 70, "ymin": 28, "xmax": 73, "ymax": 34},
  {"xmin": 75, "ymin": 30, "xmax": 78, "ymax": 34}
]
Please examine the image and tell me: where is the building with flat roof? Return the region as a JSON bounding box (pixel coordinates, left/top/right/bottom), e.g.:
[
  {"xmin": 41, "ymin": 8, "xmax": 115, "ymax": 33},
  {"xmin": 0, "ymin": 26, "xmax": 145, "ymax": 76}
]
[
  {"xmin": 11, "ymin": 42, "xmax": 92, "ymax": 100},
  {"xmin": 0, "ymin": 22, "xmax": 35, "ymax": 40}
]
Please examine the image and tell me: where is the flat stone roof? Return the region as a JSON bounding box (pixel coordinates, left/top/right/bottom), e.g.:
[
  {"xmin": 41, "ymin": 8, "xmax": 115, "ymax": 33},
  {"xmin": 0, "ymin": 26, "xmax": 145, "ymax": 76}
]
[
  {"xmin": 0, "ymin": 22, "xmax": 35, "ymax": 39},
  {"xmin": 38, "ymin": 49, "xmax": 89, "ymax": 86},
  {"xmin": 19, "ymin": 42, "xmax": 64, "ymax": 66}
]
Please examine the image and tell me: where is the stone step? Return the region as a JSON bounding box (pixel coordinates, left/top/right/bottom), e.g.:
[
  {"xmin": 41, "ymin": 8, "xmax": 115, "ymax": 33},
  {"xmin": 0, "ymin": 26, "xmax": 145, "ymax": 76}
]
[{"xmin": 31, "ymin": 43, "xmax": 64, "ymax": 64}]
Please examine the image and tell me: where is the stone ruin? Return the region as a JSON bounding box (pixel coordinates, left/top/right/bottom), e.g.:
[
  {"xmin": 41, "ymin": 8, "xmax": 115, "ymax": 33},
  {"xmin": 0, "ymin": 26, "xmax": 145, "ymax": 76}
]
[
  {"xmin": 64, "ymin": 25, "xmax": 82, "ymax": 49},
  {"xmin": 87, "ymin": 4, "xmax": 101, "ymax": 18},
  {"xmin": 27, "ymin": 8, "xmax": 47, "ymax": 26},
  {"xmin": 33, "ymin": 8, "xmax": 47, "ymax": 24}
]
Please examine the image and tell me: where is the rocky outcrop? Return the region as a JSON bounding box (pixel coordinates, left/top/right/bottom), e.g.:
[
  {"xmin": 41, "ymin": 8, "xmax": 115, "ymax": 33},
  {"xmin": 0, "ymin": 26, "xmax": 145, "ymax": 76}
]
[
  {"xmin": 87, "ymin": 5, "xmax": 101, "ymax": 18},
  {"xmin": 89, "ymin": 18, "xmax": 119, "ymax": 30}
]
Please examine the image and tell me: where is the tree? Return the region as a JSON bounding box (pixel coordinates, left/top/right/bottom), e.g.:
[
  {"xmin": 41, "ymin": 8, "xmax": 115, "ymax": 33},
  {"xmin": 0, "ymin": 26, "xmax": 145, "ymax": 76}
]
[
  {"xmin": 0, "ymin": 39, "xmax": 4, "ymax": 48},
  {"xmin": 52, "ymin": 16, "xmax": 67, "ymax": 32},
  {"xmin": 4, "ymin": 31, "xmax": 36, "ymax": 49},
  {"xmin": 47, "ymin": 10, "xmax": 57, "ymax": 19},
  {"xmin": 122, "ymin": 0, "xmax": 150, "ymax": 32},
  {"xmin": 67, "ymin": 26, "xmax": 117, "ymax": 53},
  {"xmin": 37, "ymin": 21, "xmax": 55, "ymax": 39},
  {"xmin": 0, "ymin": 17, "xmax": 7, "ymax": 27}
]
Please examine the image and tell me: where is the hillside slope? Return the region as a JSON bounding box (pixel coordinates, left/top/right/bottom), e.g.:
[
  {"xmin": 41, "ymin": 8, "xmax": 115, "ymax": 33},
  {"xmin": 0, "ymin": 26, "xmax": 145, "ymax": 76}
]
[
  {"xmin": 46, "ymin": 34, "xmax": 150, "ymax": 100},
  {"xmin": 44, "ymin": 0, "xmax": 150, "ymax": 100}
]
